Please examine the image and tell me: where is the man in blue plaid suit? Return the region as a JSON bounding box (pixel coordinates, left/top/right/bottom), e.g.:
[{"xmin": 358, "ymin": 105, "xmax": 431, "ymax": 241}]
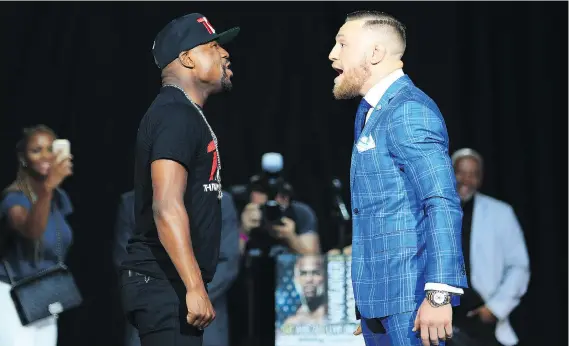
[{"xmin": 329, "ymin": 11, "xmax": 468, "ymax": 346}]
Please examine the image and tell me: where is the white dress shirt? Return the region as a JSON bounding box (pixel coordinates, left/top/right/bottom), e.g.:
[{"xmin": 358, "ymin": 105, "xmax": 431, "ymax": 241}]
[{"xmin": 362, "ymin": 69, "xmax": 464, "ymax": 295}]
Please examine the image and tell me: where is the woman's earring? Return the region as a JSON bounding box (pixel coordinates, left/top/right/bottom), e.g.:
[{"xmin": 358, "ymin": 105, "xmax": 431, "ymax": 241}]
[{"xmin": 20, "ymin": 160, "xmax": 27, "ymax": 167}]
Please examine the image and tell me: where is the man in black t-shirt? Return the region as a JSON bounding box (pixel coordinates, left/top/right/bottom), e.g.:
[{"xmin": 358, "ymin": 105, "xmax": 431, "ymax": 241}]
[{"xmin": 119, "ymin": 13, "xmax": 239, "ymax": 346}]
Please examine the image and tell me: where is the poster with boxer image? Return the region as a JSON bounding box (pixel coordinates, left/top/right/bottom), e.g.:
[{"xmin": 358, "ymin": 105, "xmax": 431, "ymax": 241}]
[{"xmin": 275, "ymin": 254, "xmax": 365, "ymax": 346}]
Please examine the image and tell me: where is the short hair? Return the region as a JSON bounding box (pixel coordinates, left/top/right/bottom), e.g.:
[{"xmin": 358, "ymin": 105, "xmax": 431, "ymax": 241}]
[
  {"xmin": 346, "ymin": 11, "xmax": 407, "ymax": 56},
  {"xmin": 451, "ymin": 148, "xmax": 484, "ymax": 172}
]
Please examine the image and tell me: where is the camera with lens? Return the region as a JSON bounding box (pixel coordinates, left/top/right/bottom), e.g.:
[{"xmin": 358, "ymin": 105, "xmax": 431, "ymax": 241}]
[
  {"xmin": 229, "ymin": 152, "xmax": 310, "ymax": 256},
  {"xmin": 249, "ymin": 153, "xmax": 293, "ymax": 226}
]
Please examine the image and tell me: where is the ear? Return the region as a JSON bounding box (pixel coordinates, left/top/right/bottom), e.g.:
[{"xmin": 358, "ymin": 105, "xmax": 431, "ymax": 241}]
[
  {"xmin": 370, "ymin": 43, "xmax": 386, "ymax": 65},
  {"xmin": 178, "ymin": 50, "xmax": 195, "ymax": 69}
]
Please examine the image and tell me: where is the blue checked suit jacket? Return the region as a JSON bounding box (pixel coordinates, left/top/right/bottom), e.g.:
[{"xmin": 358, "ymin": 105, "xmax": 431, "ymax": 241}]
[{"xmin": 350, "ymin": 75, "xmax": 468, "ymax": 319}]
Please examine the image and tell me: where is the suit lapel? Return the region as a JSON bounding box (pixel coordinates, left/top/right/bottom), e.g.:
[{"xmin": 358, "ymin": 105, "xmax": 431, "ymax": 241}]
[
  {"xmin": 360, "ymin": 75, "xmax": 412, "ymax": 140},
  {"xmin": 471, "ymin": 194, "xmax": 487, "ymax": 238},
  {"xmin": 350, "ymin": 75, "xmax": 413, "ymax": 188},
  {"xmin": 350, "ymin": 146, "xmax": 357, "ymax": 187},
  {"xmin": 470, "ymin": 193, "xmax": 487, "ymax": 272}
]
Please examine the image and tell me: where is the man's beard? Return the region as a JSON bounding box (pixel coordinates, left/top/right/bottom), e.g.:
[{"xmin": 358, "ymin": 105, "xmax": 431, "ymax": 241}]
[
  {"xmin": 460, "ymin": 190, "xmax": 475, "ymax": 203},
  {"xmin": 332, "ymin": 60, "xmax": 370, "ymax": 100},
  {"xmin": 458, "ymin": 183, "xmax": 476, "ymax": 203},
  {"xmin": 220, "ymin": 65, "xmax": 232, "ymax": 91},
  {"xmin": 305, "ymin": 294, "xmax": 325, "ymax": 312}
]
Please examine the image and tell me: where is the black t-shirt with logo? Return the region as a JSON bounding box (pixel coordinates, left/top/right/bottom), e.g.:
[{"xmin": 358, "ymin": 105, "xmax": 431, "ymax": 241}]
[{"xmin": 120, "ymin": 86, "xmax": 222, "ymax": 283}]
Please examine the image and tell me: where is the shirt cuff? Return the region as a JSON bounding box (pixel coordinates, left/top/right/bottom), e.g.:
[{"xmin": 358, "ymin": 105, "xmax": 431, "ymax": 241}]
[{"xmin": 424, "ymin": 283, "xmax": 464, "ymax": 295}]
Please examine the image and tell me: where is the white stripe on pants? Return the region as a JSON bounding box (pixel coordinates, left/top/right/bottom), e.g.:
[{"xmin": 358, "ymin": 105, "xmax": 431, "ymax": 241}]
[{"xmin": 0, "ymin": 280, "xmax": 58, "ymax": 346}]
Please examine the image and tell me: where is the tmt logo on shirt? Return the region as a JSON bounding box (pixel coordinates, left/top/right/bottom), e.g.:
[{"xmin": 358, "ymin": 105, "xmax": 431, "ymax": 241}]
[{"xmin": 203, "ymin": 140, "xmax": 221, "ymax": 193}]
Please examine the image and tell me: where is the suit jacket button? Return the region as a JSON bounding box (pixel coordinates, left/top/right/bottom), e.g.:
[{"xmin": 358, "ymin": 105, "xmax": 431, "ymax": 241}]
[{"xmin": 353, "ymin": 208, "xmax": 359, "ymax": 215}]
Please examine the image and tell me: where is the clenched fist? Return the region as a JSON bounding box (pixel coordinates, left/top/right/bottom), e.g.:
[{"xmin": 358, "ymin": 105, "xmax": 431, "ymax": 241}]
[{"xmin": 186, "ymin": 287, "xmax": 215, "ymax": 330}]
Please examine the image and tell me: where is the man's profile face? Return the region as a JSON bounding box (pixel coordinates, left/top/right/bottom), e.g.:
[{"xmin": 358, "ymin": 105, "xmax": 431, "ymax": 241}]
[
  {"xmin": 328, "ymin": 20, "xmax": 371, "ymax": 100},
  {"xmin": 454, "ymin": 157, "xmax": 482, "ymax": 202},
  {"xmin": 296, "ymin": 256, "xmax": 324, "ymax": 299},
  {"xmin": 190, "ymin": 41, "xmax": 233, "ymax": 92}
]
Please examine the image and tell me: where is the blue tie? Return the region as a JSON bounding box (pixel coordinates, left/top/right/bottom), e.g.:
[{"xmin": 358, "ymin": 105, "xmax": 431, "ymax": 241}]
[{"xmin": 354, "ymin": 98, "xmax": 372, "ymax": 142}]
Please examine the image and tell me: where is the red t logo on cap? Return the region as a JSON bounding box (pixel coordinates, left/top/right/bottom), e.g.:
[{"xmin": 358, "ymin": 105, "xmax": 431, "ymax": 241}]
[{"xmin": 197, "ymin": 17, "xmax": 216, "ymax": 34}]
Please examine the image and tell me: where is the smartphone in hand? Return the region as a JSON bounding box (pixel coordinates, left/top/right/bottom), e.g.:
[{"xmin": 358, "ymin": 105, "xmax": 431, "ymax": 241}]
[{"xmin": 52, "ymin": 139, "xmax": 71, "ymax": 158}]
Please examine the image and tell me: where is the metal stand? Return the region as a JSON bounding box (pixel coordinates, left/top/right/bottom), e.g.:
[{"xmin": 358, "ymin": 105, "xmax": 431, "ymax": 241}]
[
  {"xmin": 241, "ymin": 248, "xmax": 276, "ymax": 346},
  {"xmin": 337, "ymin": 220, "xmax": 348, "ymax": 251},
  {"xmin": 244, "ymin": 249, "xmax": 259, "ymax": 346},
  {"xmin": 331, "ymin": 208, "xmax": 349, "ymax": 251}
]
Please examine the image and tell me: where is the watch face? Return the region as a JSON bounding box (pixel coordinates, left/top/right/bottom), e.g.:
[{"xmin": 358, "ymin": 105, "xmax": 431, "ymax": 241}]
[{"xmin": 433, "ymin": 292, "xmax": 446, "ymax": 305}]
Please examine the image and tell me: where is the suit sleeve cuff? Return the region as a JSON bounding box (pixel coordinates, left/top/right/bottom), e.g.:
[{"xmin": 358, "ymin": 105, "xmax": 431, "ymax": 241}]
[{"xmin": 424, "ymin": 283, "xmax": 464, "ymax": 295}]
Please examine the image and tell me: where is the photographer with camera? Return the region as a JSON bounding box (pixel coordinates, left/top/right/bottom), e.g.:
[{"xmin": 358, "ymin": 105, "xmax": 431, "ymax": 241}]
[
  {"xmin": 228, "ymin": 153, "xmax": 320, "ymax": 346},
  {"xmin": 238, "ymin": 153, "xmax": 320, "ymax": 257}
]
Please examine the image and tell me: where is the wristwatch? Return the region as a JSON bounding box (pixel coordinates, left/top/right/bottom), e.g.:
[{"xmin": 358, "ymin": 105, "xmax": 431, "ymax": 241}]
[{"xmin": 426, "ymin": 290, "xmax": 451, "ymax": 308}]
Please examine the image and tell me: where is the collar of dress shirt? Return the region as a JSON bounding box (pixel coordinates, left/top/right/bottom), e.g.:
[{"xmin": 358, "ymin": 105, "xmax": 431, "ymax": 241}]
[{"xmin": 363, "ymin": 68, "xmax": 405, "ymax": 108}]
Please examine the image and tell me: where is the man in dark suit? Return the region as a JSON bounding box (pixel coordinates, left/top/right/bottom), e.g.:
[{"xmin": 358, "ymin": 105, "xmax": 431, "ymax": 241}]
[{"xmin": 114, "ymin": 190, "xmax": 240, "ymax": 346}]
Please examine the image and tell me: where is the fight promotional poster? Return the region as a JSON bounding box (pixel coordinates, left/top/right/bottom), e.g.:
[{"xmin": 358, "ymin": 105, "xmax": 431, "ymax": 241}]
[{"xmin": 275, "ymin": 254, "xmax": 364, "ymax": 346}]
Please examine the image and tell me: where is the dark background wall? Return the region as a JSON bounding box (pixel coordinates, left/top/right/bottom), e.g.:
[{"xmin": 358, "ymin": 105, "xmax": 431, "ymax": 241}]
[{"xmin": 0, "ymin": 2, "xmax": 566, "ymax": 345}]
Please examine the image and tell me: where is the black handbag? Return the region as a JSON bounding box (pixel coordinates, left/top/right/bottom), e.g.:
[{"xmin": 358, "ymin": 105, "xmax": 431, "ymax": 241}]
[{"xmin": 2, "ymin": 209, "xmax": 83, "ymax": 326}]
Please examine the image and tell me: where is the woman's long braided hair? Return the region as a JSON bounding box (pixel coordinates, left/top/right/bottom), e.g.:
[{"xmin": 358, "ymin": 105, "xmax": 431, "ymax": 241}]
[{"xmin": 4, "ymin": 125, "xmax": 58, "ymax": 263}]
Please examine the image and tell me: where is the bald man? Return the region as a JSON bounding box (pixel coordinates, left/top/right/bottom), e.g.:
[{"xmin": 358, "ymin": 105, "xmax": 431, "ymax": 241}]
[
  {"xmin": 329, "ymin": 11, "xmax": 467, "ymax": 346},
  {"xmin": 283, "ymin": 255, "xmax": 326, "ymax": 325}
]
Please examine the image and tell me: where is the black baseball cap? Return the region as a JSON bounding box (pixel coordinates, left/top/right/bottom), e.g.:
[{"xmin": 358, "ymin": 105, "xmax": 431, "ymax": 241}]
[{"xmin": 152, "ymin": 13, "xmax": 240, "ymax": 69}]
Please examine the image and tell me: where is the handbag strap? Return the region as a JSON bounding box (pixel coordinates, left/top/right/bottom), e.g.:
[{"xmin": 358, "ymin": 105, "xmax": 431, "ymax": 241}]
[
  {"xmin": 1, "ymin": 192, "xmax": 65, "ymax": 285},
  {"xmin": 2, "ymin": 258, "xmax": 16, "ymax": 285},
  {"xmin": 54, "ymin": 202, "xmax": 63, "ymax": 264},
  {"xmin": 1, "ymin": 189, "xmax": 16, "ymax": 285}
]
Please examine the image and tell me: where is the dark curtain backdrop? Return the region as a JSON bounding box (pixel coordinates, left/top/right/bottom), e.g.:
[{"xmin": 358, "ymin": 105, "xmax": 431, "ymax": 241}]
[{"xmin": 0, "ymin": 2, "xmax": 566, "ymax": 345}]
